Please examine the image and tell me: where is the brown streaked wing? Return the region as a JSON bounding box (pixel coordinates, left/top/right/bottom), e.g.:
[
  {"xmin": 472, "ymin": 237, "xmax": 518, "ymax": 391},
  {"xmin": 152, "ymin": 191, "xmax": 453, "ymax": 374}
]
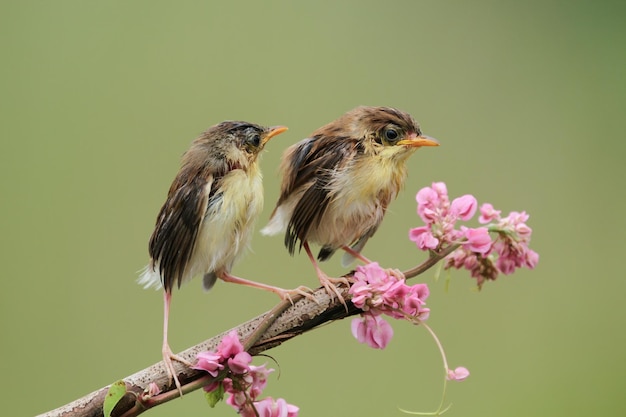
[
  {"xmin": 283, "ymin": 135, "xmax": 361, "ymax": 254},
  {"xmin": 148, "ymin": 173, "xmax": 212, "ymax": 291}
]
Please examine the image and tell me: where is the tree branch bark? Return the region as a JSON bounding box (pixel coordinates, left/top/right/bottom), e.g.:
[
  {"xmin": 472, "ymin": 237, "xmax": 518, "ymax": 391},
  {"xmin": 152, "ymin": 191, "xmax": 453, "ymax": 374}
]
[{"xmin": 37, "ymin": 247, "xmax": 459, "ymax": 417}]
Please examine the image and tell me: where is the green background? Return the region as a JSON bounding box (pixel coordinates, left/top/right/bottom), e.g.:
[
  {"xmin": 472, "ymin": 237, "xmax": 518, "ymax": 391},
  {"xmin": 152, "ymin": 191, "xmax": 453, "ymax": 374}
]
[{"xmin": 2, "ymin": 1, "xmax": 624, "ymax": 416}]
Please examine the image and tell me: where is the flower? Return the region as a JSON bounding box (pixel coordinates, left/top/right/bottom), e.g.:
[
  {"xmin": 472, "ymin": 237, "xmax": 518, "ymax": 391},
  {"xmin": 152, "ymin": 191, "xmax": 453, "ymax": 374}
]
[
  {"xmin": 450, "ymin": 195, "xmax": 477, "ymax": 221},
  {"xmin": 351, "ymin": 314, "xmax": 394, "ymax": 349},
  {"xmin": 478, "ymin": 203, "xmax": 500, "ymax": 224},
  {"xmin": 193, "ymin": 351, "xmax": 224, "ymax": 377},
  {"xmin": 409, "ymin": 226, "xmax": 439, "ymax": 250},
  {"xmin": 195, "ymin": 332, "xmax": 298, "ymax": 414},
  {"xmin": 413, "ymin": 182, "xmax": 538, "ymax": 287},
  {"xmin": 217, "ymin": 330, "xmax": 245, "ymax": 359},
  {"xmin": 227, "ymin": 351, "xmax": 252, "ymax": 375},
  {"xmin": 251, "ymin": 397, "xmax": 299, "ymax": 417},
  {"xmin": 447, "ymin": 366, "xmax": 470, "ymax": 381},
  {"xmin": 349, "ymin": 262, "xmax": 430, "ymax": 319},
  {"xmin": 461, "ymin": 226, "xmax": 491, "ymax": 254}
]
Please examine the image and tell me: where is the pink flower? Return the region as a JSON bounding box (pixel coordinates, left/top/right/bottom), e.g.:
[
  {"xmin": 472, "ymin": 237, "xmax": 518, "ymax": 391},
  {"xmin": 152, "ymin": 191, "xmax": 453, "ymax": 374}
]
[
  {"xmin": 478, "ymin": 203, "xmax": 501, "ymax": 224},
  {"xmin": 447, "ymin": 366, "xmax": 470, "ymax": 381},
  {"xmin": 227, "ymin": 351, "xmax": 252, "ymax": 374},
  {"xmin": 193, "ymin": 351, "xmax": 224, "ymax": 377},
  {"xmin": 252, "ymin": 397, "xmax": 299, "ymax": 417},
  {"xmin": 462, "ymin": 226, "xmax": 492, "ymax": 254},
  {"xmin": 351, "ymin": 314, "xmax": 394, "ymax": 349},
  {"xmin": 248, "ymin": 365, "xmax": 273, "ymax": 399},
  {"xmin": 525, "ymin": 249, "xmax": 539, "ymax": 269},
  {"xmin": 146, "ymin": 382, "xmax": 161, "ymax": 397},
  {"xmin": 409, "ymin": 226, "xmax": 439, "ymax": 250},
  {"xmin": 450, "ymin": 195, "xmax": 477, "ymax": 221},
  {"xmin": 217, "ymin": 330, "xmax": 245, "ymax": 359}
]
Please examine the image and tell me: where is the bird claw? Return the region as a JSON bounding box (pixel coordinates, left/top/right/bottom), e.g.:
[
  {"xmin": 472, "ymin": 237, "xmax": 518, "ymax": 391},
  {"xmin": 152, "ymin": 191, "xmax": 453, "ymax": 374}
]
[
  {"xmin": 386, "ymin": 268, "xmax": 405, "ymax": 280},
  {"xmin": 162, "ymin": 348, "xmax": 191, "ymax": 396},
  {"xmin": 278, "ymin": 285, "xmax": 318, "ymax": 305},
  {"xmin": 318, "ymin": 275, "xmax": 349, "ymax": 311}
]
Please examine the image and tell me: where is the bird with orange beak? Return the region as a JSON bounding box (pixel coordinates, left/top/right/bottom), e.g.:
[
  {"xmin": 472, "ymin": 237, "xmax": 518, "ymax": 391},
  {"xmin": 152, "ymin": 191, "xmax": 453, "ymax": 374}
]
[
  {"xmin": 262, "ymin": 106, "xmax": 439, "ymax": 303},
  {"xmin": 139, "ymin": 121, "xmax": 303, "ymax": 394}
]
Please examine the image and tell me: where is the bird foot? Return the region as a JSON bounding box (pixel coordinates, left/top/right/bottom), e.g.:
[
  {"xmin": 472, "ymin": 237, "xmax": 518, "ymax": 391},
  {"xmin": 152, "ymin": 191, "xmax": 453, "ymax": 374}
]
[
  {"xmin": 318, "ymin": 274, "xmax": 350, "ymax": 311},
  {"xmin": 277, "ymin": 285, "xmax": 319, "ymax": 305},
  {"xmin": 385, "ymin": 268, "xmax": 405, "ymax": 280},
  {"xmin": 162, "ymin": 345, "xmax": 191, "ymax": 396}
]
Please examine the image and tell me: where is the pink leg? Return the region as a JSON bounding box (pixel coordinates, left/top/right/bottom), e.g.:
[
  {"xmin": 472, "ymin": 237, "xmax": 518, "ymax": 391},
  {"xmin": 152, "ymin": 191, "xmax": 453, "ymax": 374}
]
[
  {"xmin": 162, "ymin": 291, "xmax": 191, "ymax": 396},
  {"xmin": 304, "ymin": 242, "xmax": 349, "ymax": 309},
  {"xmin": 220, "ymin": 272, "xmax": 315, "ymax": 304},
  {"xmin": 341, "ymin": 245, "xmax": 373, "ymax": 264}
]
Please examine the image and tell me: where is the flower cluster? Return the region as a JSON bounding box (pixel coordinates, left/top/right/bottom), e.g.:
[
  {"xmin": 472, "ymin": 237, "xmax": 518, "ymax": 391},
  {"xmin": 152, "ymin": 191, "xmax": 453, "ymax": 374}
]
[
  {"xmin": 349, "ymin": 262, "xmax": 430, "ymax": 349},
  {"xmin": 194, "ymin": 331, "xmax": 298, "ymax": 417},
  {"xmin": 410, "ymin": 182, "xmax": 539, "ymax": 288}
]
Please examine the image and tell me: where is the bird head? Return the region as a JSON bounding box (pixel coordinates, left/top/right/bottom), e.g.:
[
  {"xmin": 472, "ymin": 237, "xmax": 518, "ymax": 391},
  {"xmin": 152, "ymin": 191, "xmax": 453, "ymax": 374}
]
[
  {"xmin": 188, "ymin": 122, "xmax": 288, "ymax": 173},
  {"xmin": 346, "ymin": 106, "xmax": 439, "ymax": 161}
]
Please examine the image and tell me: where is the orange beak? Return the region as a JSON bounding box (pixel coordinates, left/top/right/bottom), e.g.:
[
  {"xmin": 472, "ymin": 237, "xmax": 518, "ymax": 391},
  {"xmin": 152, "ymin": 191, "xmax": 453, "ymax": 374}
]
[
  {"xmin": 263, "ymin": 126, "xmax": 289, "ymax": 145},
  {"xmin": 397, "ymin": 133, "xmax": 439, "ymax": 147}
]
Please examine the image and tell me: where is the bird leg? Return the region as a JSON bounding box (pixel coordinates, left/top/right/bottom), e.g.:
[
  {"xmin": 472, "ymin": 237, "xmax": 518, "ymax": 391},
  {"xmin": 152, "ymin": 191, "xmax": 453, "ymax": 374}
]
[
  {"xmin": 220, "ymin": 272, "xmax": 317, "ymax": 304},
  {"xmin": 341, "ymin": 245, "xmax": 405, "ymax": 280},
  {"xmin": 341, "ymin": 245, "xmax": 373, "ymax": 264},
  {"xmin": 162, "ymin": 291, "xmax": 191, "ymax": 397},
  {"xmin": 304, "ymin": 242, "xmax": 350, "ymax": 310}
]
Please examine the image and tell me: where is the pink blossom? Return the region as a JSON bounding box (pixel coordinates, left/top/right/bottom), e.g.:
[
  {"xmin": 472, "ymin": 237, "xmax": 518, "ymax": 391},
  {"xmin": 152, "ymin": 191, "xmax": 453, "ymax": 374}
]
[
  {"xmin": 193, "ymin": 351, "xmax": 224, "ymax": 377},
  {"xmin": 349, "ymin": 262, "xmax": 430, "ymax": 321},
  {"xmin": 227, "ymin": 351, "xmax": 252, "ymax": 374},
  {"xmin": 248, "ymin": 365, "xmax": 273, "ymax": 399},
  {"xmin": 447, "ymin": 366, "xmax": 470, "ymax": 381},
  {"xmin": 252, "ymin": 397, "xmax": 299, "ymax": 417},
  {"xmin": 450, "ymin": 195, "xmax": 477, "ymax": 221},
  {"xmin": 409, "ymin": 226, "xmax": 439, "ymax": 250},
  {"xmin": 462, "ymin": 226, "xmax": 492, "ymax": 254},
  {"xmin": 351, "ymin": 314, "xmax": 394, "ymax": 349},
  {"xmin": 525, "ymin": 249, "xmax": 539, "ymax": 269},
  {"xmin": 217, "ymin": 330, "xmax": 244, "ymax": 358},
  {"xmin": 478, "ymin": 203, "xmax": 501, "ymax": 224},
  {"xmin": 431, "ymin": 182, "xmax": 448, "ymax": 199},
  {"xmin": 146, "ymin": 382, "xmax": 161, "ymax": 397}
]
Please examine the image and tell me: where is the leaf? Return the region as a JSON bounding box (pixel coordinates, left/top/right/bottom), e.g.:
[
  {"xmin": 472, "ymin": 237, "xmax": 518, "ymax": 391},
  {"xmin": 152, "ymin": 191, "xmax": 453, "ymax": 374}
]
[
  {"xmin": 205, "ymin": 383, "xmax": 224, "ymax": 408},
  {"xmin": 103, "ymin": 380, "xmax": 127, "ymax": 417}
]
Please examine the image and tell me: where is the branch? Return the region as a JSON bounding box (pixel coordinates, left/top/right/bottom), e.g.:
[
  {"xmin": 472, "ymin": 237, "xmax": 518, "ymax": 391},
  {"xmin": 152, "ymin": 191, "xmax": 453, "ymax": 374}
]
[{"xmin": 37, "ymin": 249, "xmax": 456, "ymax": 417}]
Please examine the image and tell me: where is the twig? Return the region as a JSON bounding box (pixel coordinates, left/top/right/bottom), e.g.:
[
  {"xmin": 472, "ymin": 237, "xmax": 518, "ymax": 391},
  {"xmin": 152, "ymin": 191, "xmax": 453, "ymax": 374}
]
[{"xmin": 37, "ymin": 248, "xmax": 454, "ymax": 417}]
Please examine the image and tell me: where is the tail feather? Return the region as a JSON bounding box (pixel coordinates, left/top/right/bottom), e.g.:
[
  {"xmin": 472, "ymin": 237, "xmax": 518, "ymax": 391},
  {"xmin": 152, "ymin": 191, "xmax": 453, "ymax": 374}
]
[{"xmin": 137, "ymin": 264, "xmax": 163, "ymax": 290}]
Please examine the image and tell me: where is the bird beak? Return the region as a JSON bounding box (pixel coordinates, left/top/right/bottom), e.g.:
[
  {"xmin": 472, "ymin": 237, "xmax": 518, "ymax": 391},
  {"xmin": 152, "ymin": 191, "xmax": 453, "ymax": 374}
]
[
  {"xmin": 263, "ymin": 126, "xmax": 289, "ymax": 145},
  {"xmin": 397, "ymin": 133, "xmax": 439, "ymax": 147}
]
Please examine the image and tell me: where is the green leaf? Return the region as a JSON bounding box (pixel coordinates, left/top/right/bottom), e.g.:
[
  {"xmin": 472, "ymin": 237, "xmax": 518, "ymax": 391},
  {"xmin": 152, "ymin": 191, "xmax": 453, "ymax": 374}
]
[
  {"xmin": 103, "ymin": 380, "xmax": 127, "ymax": 417},
  {"xmin": 205, "ymin": 383, "xmax": 224, "ymax": 408}
]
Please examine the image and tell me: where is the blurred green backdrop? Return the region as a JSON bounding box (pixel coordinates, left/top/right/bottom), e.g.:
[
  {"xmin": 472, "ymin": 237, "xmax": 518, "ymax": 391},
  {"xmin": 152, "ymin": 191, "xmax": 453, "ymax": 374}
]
[{"xmin": 2, "ymin": 1, "xmax": 624, "ymax": 416}]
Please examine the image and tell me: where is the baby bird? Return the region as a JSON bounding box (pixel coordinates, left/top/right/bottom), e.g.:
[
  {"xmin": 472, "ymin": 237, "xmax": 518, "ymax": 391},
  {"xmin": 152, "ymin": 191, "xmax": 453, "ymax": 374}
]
[
  {"xmin": 262, "ymin": 106, "xmax": 439, "ymax": 302},
  {"xmin": 139, "ymin": 121, "xmax": 295, "ymax": 394}
]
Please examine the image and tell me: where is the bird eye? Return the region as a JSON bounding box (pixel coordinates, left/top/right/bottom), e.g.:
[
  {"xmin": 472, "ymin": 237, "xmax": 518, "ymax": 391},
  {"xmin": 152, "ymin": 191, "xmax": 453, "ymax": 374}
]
[
  {"xmin": 384, "ymin": 128, "xmax": 399, "ymax": 142},
  {"xmin": 247, "ymin": 133, "xmax": 261, "ymax": 148}
]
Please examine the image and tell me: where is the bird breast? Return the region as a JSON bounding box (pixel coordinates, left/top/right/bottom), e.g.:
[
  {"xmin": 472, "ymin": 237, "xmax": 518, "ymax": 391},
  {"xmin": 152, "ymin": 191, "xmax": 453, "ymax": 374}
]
[
  {"xmin": 311, "ymin": 155, "xmax": 407, "ymax": 247},
  {"xmin": 190, "ymin": 166, "xmax": 264, "ymax": 279}
]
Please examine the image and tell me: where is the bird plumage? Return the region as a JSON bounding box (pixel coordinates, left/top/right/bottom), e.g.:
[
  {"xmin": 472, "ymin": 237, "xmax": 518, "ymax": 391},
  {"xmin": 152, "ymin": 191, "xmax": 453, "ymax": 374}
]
[
  {"xmin": 138, "ymin": 121, "xmax": 288, "ymax": 395},
  {"xmin": 262, "ymin": 106, "xmax": 438, "ymax": 266}
]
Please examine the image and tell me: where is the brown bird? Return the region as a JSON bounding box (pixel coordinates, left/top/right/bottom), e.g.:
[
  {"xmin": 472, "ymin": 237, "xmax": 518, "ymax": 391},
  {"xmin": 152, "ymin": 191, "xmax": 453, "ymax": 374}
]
[
  {"xmin": 139, "ymin": 121, "xmax": 302, "ymax": 394},
  {"xmin": 262, "ymin": 106, "xmax": 439, "ymax": 303}
]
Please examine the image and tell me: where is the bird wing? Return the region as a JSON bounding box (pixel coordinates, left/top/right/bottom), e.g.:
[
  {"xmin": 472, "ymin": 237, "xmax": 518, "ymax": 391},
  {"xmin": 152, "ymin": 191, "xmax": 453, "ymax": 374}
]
[
  {"xmin": 279, "ymin": 135, "xmax": 362, "ymax": 255},
  {"xmin": 148, "ymin": 171, "xmax": 213, "ymax": 291}
]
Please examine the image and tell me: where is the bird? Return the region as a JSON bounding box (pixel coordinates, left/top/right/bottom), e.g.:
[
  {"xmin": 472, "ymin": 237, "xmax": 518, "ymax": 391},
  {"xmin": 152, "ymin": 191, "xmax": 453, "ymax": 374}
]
[
  {"xmin": 138, "ymin": 121, "xmax": 302, "ymax": 395},
  {"xmin": 262, "ymin": 106, "xmax": 439, "ymax": 304}
]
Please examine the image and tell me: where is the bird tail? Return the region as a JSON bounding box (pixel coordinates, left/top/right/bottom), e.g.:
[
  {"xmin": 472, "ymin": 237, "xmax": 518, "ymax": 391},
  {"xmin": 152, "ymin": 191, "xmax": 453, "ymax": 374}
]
[
  {"xmin": 203, "ymin": 272, "xmax": 218, "ymax": 291},
  {"xmin": 261, "ymin": 206, "xmax": 289, "ymax": 236},
  {"xmin": 137, "ymin": 264, "xmax": 163, "ymax": 290}
]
